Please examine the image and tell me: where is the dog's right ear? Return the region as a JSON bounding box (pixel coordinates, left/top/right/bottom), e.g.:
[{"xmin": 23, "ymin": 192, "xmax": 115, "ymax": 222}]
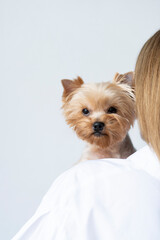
[{"xmin": 61, "ymin": 76, "xmax": 84, "ymax": 98}]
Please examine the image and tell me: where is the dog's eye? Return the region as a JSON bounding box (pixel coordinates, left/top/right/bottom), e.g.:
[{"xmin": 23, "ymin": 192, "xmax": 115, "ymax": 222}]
[
  {"xmin": 82, "ymin": 108, "xmax": 90, "ymax": 116},
  {"xmin": 107, "ymin": 107, "xmax": 117, "ymax": 114}
]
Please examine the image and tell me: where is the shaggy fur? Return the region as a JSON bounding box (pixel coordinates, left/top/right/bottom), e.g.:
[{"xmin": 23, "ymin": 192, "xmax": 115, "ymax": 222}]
[{"xmin": 61, "ymin": 72, "xmax": 136, "ymax": 162}]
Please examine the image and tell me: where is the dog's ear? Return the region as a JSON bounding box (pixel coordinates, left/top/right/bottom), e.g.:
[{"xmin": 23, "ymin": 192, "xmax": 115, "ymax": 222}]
[
  {"xmin": 113, "ymin": 72, "xmax": 134, "ymax": 88},
  {"xmin": 61, "ymin": 76, "xmax": 84, "ymax": 98}
]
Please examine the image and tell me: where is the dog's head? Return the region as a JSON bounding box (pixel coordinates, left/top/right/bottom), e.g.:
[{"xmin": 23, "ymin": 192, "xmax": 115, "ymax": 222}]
[{"xmin": 61, "ymin": 72, "xmax": 135, "ymax": 148}]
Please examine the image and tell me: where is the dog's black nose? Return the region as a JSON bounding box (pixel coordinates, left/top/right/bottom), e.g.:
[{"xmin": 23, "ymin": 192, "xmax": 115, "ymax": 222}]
[{"xmin": 93, "ymin": 122, "xmax": 105, "ymax": 132}]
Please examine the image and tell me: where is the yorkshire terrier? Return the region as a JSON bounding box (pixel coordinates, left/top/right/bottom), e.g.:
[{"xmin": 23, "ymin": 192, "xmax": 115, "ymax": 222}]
[{"xmin": 61, "ymin": 72, "xmax": 136, "ymax": 162}]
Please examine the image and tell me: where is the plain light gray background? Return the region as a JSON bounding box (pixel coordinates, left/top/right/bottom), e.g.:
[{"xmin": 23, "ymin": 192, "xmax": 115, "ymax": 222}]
[{"xmin": 1, "ymin": 0, "xmax": 160, "ymax": 239}]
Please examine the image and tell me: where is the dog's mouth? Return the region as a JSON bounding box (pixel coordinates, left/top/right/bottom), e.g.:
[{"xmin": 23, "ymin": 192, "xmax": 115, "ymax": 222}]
[{"xmin": 92, "ymin": 132, "xmax": 108, "ymax": 137}]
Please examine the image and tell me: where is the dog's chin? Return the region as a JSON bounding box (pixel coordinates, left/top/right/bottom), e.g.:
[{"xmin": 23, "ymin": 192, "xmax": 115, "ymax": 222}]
[
  {"xmin": 78, "ymin": 130, "xmax": 127, "ymax": 149},
  {"xmin": 80, "ymin": 132, "xmax": 111, "ymax": 149}
]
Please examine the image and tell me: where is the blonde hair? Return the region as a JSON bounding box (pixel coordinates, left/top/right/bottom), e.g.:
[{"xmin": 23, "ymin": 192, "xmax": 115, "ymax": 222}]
[{"xmin": 135, "ymin": 30, "xmax": 160, "ymax": 159}]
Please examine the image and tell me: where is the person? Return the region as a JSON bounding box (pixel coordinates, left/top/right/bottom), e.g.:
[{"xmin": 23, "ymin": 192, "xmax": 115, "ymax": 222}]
[{"xmin": 12, "ymin": 30, "xmax": 160, "ymax": 240}]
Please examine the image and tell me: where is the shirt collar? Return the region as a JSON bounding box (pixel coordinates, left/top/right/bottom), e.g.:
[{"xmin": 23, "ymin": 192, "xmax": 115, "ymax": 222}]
[{"xmin": 128, "ymin": 145, "xmax": 160, "ymax": 181}]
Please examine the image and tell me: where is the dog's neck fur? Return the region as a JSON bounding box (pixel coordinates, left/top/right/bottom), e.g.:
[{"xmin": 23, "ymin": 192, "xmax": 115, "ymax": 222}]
[{"xmin": 80, "ymin": 134, "xmax": 135, "ymax": 162}]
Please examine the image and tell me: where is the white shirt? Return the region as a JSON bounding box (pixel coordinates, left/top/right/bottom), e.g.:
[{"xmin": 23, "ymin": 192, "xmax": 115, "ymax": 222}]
[{"xmin": 12, "ymin": 145, "xmax": 160, "ymax": 240}]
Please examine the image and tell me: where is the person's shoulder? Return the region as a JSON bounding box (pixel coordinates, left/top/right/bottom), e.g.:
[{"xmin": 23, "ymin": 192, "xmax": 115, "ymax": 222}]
[
  {"xmin": 42, "ymin": 156, "xmax": 160, "ymax": 209},
  {"xmin": 50, "ymin": 157, "xmax": 137, "ymax": 190},
  {"xmin": 47, "ymin": 151, "xmax": 160, "ymax": 194}
]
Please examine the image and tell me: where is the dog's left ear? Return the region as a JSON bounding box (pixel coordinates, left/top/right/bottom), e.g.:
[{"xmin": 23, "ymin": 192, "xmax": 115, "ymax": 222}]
[{"xmin": 113, "ymin": 72, "xmax": 134, "ymax": 88}]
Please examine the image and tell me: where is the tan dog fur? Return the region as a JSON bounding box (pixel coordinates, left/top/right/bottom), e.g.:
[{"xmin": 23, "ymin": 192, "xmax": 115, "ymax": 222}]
[{"xmin": 61, "ymin": 72, "xmax": 136, "ymax": 162}]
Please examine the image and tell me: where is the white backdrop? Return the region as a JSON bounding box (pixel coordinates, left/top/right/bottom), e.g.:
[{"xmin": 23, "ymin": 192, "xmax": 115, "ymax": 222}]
[{"xmin": 1, "ymin": 0, "xmax": 160, "ymax": 239}]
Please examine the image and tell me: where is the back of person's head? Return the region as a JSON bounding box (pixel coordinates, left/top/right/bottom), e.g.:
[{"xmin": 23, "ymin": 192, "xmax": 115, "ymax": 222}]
[{"xmin": 135, "ymin": 30, "xmax": 160, "ymax": 159}]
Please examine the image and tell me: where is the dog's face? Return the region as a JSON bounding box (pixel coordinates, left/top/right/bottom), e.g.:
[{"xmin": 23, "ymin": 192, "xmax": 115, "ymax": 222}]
[{"xmin": 61, "ymin": 73, "xmax": 136, "ymax": 148}]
